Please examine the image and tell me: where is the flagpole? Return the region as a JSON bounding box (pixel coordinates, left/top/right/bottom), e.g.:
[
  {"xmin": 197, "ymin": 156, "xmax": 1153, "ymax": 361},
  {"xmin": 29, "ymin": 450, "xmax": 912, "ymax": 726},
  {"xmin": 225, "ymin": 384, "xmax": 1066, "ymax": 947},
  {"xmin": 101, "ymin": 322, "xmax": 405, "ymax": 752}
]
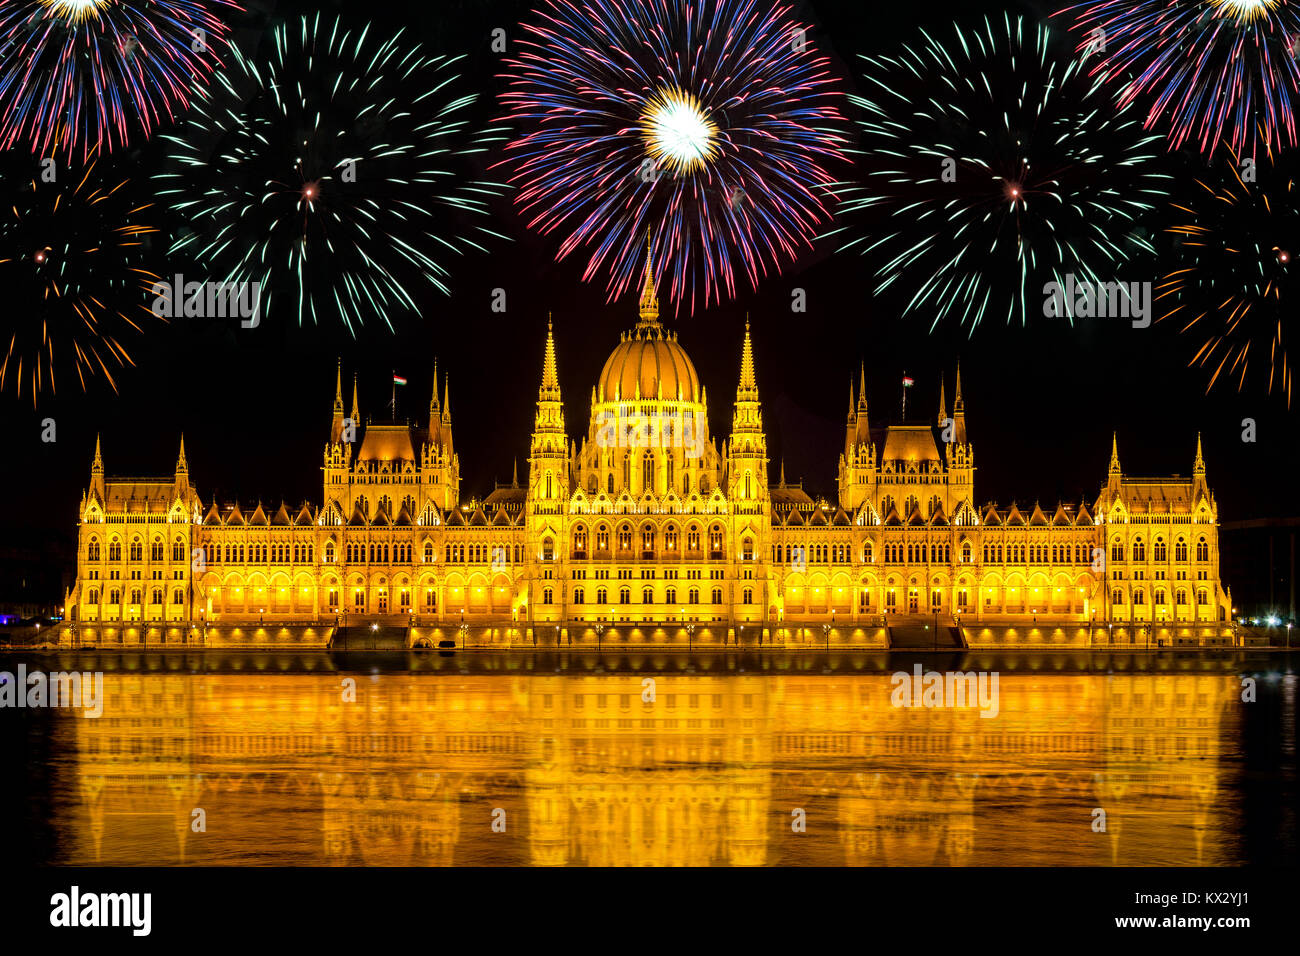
[
  {"xmin": 391, "ymin": 370, "xmax": 396, "ymax": 420},
  {"xmin": 901, "ymin": 370, "xmax": 907, "ymax": 422}
]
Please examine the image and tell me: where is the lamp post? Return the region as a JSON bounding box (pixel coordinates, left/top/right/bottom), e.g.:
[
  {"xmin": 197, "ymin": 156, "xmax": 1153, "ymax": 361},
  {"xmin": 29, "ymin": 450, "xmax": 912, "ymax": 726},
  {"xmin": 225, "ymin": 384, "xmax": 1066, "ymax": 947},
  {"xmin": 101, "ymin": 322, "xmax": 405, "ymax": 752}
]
[{"xmin": 460, "ymin": 608, "xmax": 466, "ymax": 651}]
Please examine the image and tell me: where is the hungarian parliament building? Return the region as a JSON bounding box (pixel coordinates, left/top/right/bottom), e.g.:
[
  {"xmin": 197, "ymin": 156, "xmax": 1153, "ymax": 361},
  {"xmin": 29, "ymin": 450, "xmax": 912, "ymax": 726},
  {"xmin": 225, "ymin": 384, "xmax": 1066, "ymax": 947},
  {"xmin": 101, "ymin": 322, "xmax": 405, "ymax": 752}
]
[{"xmin": 62, "ymin": 262, "xmax": 1234, "ymax": 646}]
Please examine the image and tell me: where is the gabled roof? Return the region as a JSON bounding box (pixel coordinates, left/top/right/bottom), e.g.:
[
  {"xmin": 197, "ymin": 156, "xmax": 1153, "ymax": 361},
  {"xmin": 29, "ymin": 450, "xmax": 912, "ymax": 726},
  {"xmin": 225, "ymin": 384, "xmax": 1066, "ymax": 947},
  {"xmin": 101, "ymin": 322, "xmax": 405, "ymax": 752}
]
[
  {"xmin": 248, "ymin": 503, "xmax": 268, "ymax": 526},
  {"xmin": 393, "ymin": 505, "xmax": 413, "ymax": 527},
  {"xmin": 204, "ymin": 502, "xmax": 223, "ymax": 526},
  {"xmin": 831, "ymin": 508, "xmax": 851, "ymax": 527},
  {"xmin": 484, "ymin": 486, "xmax": 527, "ymax": 507},
  {"xmin": 356, "ymin": 423, "xmax": 417, "ymax": 463},
  {"xmin": 294, "ymin": 504, "xmax": 315, "ymax": 526},
  {"xmin": 881, "ymin": 425, "xmax": 941, "ymax": 463},
  {"xmin": 1051, "ymin": 504, "xmax": 1072, "ymax": 526},
  {"xmin": 226, "ymin": 504, "xmax": 246, "ymax": 526},
  {"xmin": 270, "ymin": 503, "xmax": 291, "ymax": 526},
  {"xmin": 1028, "ymin": 502, "xmax": 1049, "ymax": 526},
  {"xmin": 347, "ymin": 504, "xmax": 368, "ymax": 527},
  {"xmin": 1005, "ymin": 502, "xmax": 1024, "ymax": 526},
  {"xmin": 445, "ymin": 509, "xmax": 465, "ymax": 527},
  {"xmin": 809, "ymin": 508, "xmax": 828, "ymax": 526}
]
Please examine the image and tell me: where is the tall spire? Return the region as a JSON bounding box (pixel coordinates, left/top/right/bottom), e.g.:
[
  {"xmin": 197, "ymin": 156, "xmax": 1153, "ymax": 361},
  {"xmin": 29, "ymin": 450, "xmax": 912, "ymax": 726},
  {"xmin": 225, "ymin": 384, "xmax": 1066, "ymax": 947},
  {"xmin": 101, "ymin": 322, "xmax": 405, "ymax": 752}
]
[
  {"xmin": 540, "ymin": 314, "xmax": 560, "ymax": 394},
  {"xmin": 1109, "ymin": 432, "xmax": 1121, "ymax": 476},
  {"xmin": 90, "ymin": 433, "xmax": 104, "ymax": 499},
  {"xmin": 847, "ymin": 379, "xmax": 856, "ymax": 421},
  {"xmin": 430, "ymin": 359, "xmax": 441, "ymax": 414},
  {"xmin": 953, "ymin": 360, "xmax": 964, "ymax": 410},
  {"xmin": 1193, "ymin": 432, "xmax": 1205, "ymax": 476},
  {"xmin": 333, "ymin": 358, "xmax": 344, "ymax": 414},
  {"xmin": 779, "ymin": 459, "xmax": 786, "ymax": 487},
  {"xmin": 737, "ymin": 317, "xmax": 757, "ymax": 394},
  {"xmin": 351, "ymin": 373, "xmax": 361, "ymax": 425},
  {"xmin": 442, "ymin": 374, "xmax": 451, "ymax": 424},
  {"xmin": 176, "ymin": 434, "xmax": 188, "ymax": 473},
  {"xmin": 637, "ymin": 239, "xmax": 660, "ymax": 328},
  {"xmin": 938, "ymin": 376, "xmax": 947, "ymax": 424},
  {"xmin": 857, "ymin": 362, "xmax": 868, "ymax": 412}
]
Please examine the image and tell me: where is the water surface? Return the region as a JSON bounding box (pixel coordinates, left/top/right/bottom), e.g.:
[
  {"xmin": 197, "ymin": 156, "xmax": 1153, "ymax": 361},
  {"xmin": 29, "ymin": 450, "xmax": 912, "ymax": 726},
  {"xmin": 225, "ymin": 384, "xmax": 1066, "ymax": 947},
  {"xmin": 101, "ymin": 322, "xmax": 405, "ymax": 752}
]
[{"xmin": 3, "ymin": 650, "xmax": 1295, "ymax": 866}]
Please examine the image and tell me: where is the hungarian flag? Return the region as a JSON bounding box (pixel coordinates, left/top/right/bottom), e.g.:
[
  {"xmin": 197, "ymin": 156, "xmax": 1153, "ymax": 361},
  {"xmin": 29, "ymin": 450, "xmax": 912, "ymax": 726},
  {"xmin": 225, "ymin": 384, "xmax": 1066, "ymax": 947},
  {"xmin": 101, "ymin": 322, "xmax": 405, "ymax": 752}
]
[
  {"xmin": 901, "ymin": 375, "xmax": 914, "ymax": 388},
  {"xmin": 392, "ymin": 373, "xmax": 407, "ymax": 386}
]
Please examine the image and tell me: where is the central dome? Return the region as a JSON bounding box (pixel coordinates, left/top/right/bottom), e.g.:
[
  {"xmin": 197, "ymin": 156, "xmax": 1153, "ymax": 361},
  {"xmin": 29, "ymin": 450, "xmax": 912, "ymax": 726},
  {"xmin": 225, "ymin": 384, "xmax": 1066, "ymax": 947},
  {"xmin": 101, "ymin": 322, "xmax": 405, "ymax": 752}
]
[{"xmin": 596, "ymin": 251, "xmax": 701, "ymax": 403}]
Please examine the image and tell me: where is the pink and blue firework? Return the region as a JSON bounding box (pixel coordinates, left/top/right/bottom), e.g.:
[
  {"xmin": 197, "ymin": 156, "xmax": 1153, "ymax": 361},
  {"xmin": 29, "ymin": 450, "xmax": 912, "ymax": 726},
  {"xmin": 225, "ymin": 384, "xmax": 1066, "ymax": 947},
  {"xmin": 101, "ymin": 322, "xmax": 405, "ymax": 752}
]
[
  {"xmin": 1057, "ymin": 0, "xmax": 1300, "ymax": 157},
  {"xmin": 0, "ymin": 0, "xmax": 241, "ymax": 158},
  {"xmin": 498, "ymin": 0, "xmax": 847, "ymax": 314}
]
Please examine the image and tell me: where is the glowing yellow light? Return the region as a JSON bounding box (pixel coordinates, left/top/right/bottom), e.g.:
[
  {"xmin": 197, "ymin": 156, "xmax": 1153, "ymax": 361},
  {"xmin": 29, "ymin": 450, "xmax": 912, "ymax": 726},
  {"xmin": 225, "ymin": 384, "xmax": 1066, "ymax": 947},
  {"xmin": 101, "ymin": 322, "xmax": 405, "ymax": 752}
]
[
  {"xmin": 41, "ymin": 0, "xmax": 110, "ymax": 23},
  {"xmin": 641, "ymin": 86, "xmax": 719, "ymax": 174},
  {"xmin": 1213, "ymin": 0, "xmax": 1279, "ymax": 23}
]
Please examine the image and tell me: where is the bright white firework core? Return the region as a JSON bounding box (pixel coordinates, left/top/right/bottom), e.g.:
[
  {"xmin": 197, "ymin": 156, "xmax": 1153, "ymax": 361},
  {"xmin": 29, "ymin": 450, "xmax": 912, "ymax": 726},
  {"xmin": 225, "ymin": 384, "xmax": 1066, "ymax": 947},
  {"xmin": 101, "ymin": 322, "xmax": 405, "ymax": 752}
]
[
  {"xmin": 1213, "ymin": 0, "xmax": 1279, "ymax": 21},
  {"xmin": 40, "ymin": 0, "xmax": 111, "ymax": 23},
  {"xmin": 641, "ymin": 87, "xmax": 719, "ymax": 175}
]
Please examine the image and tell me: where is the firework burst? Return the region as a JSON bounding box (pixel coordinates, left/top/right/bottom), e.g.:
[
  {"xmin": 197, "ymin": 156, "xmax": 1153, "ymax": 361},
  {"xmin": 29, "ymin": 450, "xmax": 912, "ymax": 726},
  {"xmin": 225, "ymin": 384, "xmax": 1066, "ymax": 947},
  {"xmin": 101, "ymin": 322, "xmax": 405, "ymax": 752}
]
[
  {"xmin": 830, "ymin": 13, "xmax": 1171, "ymax": 329},
  {"xmin": 1057, "ymin": 0, "xmax": 1300, "ymax": 157},
  {"xmin": 498, "ymin": 0, "xmax": 847, "ymax": 313},
  {"xmin": 156, "ymin": 14, "xmax": 506, "ymax": 335},
  {"xmin": 1157, "ymin": 146, "xmax": 1294, "ymax": 406},
  {"xmin": 0, "ymin": 0, "xmax": 242, "ymax": 158},
  {"xmin": 0, "ymin": 153, "xmax": 160, "ymax": 404}
]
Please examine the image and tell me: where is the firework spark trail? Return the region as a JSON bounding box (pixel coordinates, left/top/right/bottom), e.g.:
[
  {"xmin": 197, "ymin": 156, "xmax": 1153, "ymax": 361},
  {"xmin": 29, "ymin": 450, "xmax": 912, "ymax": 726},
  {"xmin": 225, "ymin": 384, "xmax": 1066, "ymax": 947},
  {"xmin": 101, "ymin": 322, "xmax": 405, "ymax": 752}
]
[
  {"xmin": 0, "ymin": 0, "xmax": 242, "ymax": 159},
  {"xmin": 0, "ymin": 152, "xmax": 161, "ymax": 404},
  {"xmin": 1058, "ymin": 0, "xmax": 1300, "ymax": 157},
  {"xmin": 498, "ymin": 0, "xmax": 847, "ymax": 313},
  {"xmin": 1157, "ymin": 144, "xmax": 1293, "ymax": 406},
  {"xmin": 829, "ymin": 13, "xmax": 1171, "ymax": 330},
  {"xmin": 156, "ymin": 13, "xmax": 506, "ymax": 335}
]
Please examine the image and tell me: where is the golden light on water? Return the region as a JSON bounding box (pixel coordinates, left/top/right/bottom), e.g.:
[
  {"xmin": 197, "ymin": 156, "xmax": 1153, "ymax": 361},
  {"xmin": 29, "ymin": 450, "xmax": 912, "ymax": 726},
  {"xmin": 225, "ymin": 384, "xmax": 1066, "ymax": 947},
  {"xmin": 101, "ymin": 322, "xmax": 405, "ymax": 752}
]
[
  {"xmin": 54, "ymin": 667, "xmax": 1244, "ymax": 866},
  {"xmin": 641, "ymin": 87, "xmax": 719, "ymax": 175}
]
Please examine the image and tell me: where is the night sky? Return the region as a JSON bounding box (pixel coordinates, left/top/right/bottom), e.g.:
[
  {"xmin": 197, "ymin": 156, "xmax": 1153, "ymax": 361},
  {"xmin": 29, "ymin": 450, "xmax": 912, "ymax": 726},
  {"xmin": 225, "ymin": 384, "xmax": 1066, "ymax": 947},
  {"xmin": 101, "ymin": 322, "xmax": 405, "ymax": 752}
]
[{"xmin": 5, "ymin": 0, "xmax": 1297, "ymax": 565}]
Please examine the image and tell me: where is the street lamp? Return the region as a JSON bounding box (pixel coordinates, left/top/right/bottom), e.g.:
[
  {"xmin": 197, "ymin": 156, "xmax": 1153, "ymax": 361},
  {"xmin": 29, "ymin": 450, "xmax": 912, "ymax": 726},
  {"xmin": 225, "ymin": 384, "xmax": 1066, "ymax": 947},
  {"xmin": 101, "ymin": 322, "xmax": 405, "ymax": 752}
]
[{"xmin": 460, "ymin": 608, "xmax": 466, "ymax": 651}]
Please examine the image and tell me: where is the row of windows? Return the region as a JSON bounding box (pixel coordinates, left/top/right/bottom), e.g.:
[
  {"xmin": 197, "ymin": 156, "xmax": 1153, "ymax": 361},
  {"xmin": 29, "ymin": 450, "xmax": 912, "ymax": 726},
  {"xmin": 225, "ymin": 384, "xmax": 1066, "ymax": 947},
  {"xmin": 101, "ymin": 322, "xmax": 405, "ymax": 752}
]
[
  {"xmin": 1111, "ymin": 537, "xmax": 1209, "ymax": 563},
  {"xmin": 1110, "ymin": 588, "xmax": 1210, "ymax": 606},
  {"xmin": 86, "ymin": 588, "xmax": 184, "ymax": 605},
  {"xmin": 571, "ymin": 523, "xmax": 729, "ymax": 556},
  {"xmin": 562, "ymin": 585, "xmax": 739, "ymax": 606},
  {"xmin": 204, "ymin": 543, "xmax": 317, "ymax": 564},
  {"xmin": 581, "ymin": 454, "xmax": 717, "ymax": 497},
  {"xmin": 983, "ymin": 543, "xmax": 1093, "ymax": 564},
  {"xmin": 87, "ymin": 539, "xmax": 186, "ymax": 563}
]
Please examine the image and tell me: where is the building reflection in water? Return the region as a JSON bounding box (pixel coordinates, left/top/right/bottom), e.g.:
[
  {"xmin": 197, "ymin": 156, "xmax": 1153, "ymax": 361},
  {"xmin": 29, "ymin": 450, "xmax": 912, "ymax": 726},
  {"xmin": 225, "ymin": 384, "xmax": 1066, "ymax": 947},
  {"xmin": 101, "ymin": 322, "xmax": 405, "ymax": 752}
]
[{"xmin": 55, "ymin": 667, "xmax": 1243, "ymax": 866}]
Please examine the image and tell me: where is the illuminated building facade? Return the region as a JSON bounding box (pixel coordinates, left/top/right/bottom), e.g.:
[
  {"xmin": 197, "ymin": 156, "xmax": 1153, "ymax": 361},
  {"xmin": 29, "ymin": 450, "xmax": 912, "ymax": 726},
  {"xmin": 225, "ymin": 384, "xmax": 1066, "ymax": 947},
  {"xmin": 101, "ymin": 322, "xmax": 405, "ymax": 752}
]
[{"xmin": 63, "ymin": 259, "xmax": 1232, "ymax": 643}]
